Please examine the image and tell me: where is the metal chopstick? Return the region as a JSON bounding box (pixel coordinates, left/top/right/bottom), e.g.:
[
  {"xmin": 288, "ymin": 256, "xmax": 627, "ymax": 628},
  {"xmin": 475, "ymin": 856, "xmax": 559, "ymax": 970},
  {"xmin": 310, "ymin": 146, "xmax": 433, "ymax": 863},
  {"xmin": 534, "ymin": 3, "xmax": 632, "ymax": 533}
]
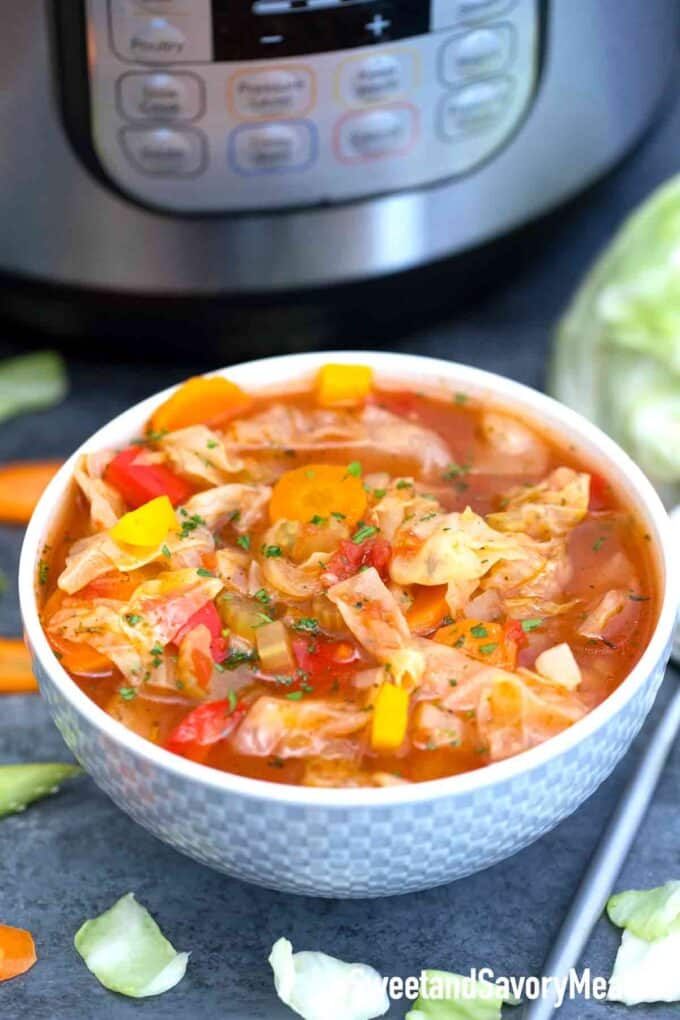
[{"xmin": 520, "ymin": 676, "xmax": 680, "ymax": 1020}]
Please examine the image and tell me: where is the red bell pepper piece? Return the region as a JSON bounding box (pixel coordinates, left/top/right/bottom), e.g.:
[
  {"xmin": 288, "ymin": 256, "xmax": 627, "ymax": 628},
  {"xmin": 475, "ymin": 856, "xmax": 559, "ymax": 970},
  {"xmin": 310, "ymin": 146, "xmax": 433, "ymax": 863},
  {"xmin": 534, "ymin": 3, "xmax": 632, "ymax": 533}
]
[
  {"xmin": 173, "ymin": 602, "xmax": 227, "ymax": 663},
  {"xmin": 165, "ymin": 698, "xmax": 247, "ymax": 764},
  {"xmin": 588, "ymin": 472, "xmax": 613, "ymax": 512},
  {"xmin": 291, "ymin": 636, "xmax": 361, "ymax": 695},
  {"xmin": 325, "ymin": 537, "xmax": 392, "ymax": 583},
  {"xmin": 105, "ymin": 446, "xmax": 194, "ymax": 509},
  {"xmin": 503, "ymin": 618, "xmax": 528, "ymax": 649}
]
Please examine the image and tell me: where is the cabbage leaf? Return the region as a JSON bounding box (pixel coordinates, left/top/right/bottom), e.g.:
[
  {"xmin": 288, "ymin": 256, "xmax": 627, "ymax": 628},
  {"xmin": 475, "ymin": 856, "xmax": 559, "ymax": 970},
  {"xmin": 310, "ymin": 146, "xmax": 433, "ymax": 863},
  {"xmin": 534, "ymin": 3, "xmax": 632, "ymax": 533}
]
[
  {"xmin": 269, "ymin": 937, "xmax": 389, "ymax": 1020},
  {"xmin": 607, "ymin": 881, "xmax": 680, "ymax": 1005},
  {"xmin": 0, "ymin": 351, "xmax": 67, "ymax": 424},
  {"xmin": 74, "ymin": 893, "xmax": 188, "ymax": 997},
  {"xmin": 0, "ymin": 762, "xmax": 81, "ymax": 818},
  {"xmin": 405, "ymin": 970, "xmax": 514, "ymax": 1020}
]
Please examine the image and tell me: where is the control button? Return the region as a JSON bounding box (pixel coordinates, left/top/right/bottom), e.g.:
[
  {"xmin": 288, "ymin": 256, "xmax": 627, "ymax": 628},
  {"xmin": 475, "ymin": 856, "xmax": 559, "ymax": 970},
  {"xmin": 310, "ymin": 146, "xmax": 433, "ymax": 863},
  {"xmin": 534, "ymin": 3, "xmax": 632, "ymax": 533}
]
[
  {"xmin": 438, "ymin": 77, "xmax": 514, "ymax": 139},
  {"xmin": 118, "ymin": 72, "xmax": 204, "ymax": 121},
  {"xmin": 110, "ymin": 0, "xmax": 213, "ymax": 63},
  {"xmin": 228, "ymin": 67, "xmax": 314, "ymax": 121},
  {"xmin": 127, "ymin": 17, "xmax": 186, "ymax": 62},
  {"xmin": 365, "ymin": 14, "xmax": 392, "ymax": 39},
  {"xmin": 121, "ymin": 126, "xmax": 207, "ymax": 176},
  {"xmin": 334, "ymin": 104, "xmax": 418, "ymax": 163},
  {"xmin": 440, "ymin": 26, "xmax": 514, "ymax": 82},
  {"xmin": 338, "ymin": 52, "xmax": 411, "ymax": 107},
  {"xmin": 431, "ymin": 0, "xmax": 515, "ymax": 29},
  {"xmin": 228, "ymin": 121, "xmax": 317, "ymax": 175}
]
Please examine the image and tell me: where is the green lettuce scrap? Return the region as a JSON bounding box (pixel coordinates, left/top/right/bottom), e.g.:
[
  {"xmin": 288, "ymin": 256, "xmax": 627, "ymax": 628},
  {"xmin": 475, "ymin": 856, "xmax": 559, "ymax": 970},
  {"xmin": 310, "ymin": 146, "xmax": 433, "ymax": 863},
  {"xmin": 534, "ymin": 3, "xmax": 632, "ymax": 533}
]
[
  {"xmin": 74, "ymin": 893, "xmax": 188, "ymax": 998},
  {"xmin": 405, "ymin": 970, "xmax": 515, "ymax": 1020},
  {"xmin": 0, "ymin": 762, "xmax": 81, "ymax": 818},
  {"xmin": 607, "ymin": 881, "xmax": 680, "ymax": 1005},
  {"xmin": 551, "ymin": 174, "xmax": 680, "ymax": 497},
  {"xmin": 0, "ymin": 351, "xmax": 68, "ymax": 425}
]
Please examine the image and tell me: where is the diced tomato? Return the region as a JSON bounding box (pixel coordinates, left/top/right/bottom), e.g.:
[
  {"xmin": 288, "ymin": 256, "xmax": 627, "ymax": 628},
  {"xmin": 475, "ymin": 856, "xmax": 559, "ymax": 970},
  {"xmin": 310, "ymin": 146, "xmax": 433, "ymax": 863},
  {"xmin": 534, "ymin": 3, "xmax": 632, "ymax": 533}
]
[
  {"xmin": 105, "ymin": 446, "xmax": 194, "ymax": 509},
  {"xmin": 165, "ymin": 698, "xmax": 247, "ymax": 763},
  {"xmin": 291, "ymin": 636, "xmax": 361, "ymax": 695},
  {"xmin": 589, "ymin": 472, "xmax": 613, "ymax": 512},
  {"xmin": 173, "ymin": 602, "xmax": 227, "ymax": 663},
  {"xmin": 324, "ymin": 537, "xmax": 392, "ymax": 584},
  {"xmin": 368, "ymin": 391, "xmax": 419, "ymax": 418},
  {"xmin": 504, "ymin": 619, "xmax": 528, "ymax": 649}
]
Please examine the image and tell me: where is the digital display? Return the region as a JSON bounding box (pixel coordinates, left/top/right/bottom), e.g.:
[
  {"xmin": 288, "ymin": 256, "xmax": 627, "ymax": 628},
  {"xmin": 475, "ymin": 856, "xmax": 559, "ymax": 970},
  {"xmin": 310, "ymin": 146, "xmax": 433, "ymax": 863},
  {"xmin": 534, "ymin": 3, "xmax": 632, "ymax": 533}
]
[{"xmin": 212, "ymin": 1, "xmax": 429, "ymax": 61}]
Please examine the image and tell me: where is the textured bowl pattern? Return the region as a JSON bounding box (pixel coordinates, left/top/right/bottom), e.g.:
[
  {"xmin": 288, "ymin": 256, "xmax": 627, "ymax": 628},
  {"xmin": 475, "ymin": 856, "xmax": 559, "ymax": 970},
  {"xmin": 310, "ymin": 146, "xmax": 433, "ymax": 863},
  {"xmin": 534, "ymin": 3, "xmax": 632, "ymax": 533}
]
[{"xmin": 31, "ymin": 640, "xmax": 670, "ymax": 898}]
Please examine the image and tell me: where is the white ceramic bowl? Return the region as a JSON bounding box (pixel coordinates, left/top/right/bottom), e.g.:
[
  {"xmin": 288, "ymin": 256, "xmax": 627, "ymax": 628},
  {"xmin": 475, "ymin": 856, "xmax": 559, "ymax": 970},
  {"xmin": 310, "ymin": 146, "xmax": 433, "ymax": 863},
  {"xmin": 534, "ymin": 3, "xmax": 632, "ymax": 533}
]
[{"xmin": 19, "ymin": 352, "xmax": 677, "ymax": 898}]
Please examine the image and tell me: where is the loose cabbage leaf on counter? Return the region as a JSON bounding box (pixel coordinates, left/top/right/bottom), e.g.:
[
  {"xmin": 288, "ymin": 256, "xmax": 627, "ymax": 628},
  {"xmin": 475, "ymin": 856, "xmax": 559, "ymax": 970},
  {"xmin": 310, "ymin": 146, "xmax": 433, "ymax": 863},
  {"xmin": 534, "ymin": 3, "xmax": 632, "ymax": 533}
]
[
  {"xmin": 607, "ymin": 880, "xmax": 680, "ymax": 1005},
  {"xmin": 74, "ymin": 893, "xmax": 188, "ymax": 998},
  {"xmin": 551, "ymin": 174, "xmax": 680, "ymax": 503},
  {"xmin": 0, "ymin": 762, "xmax": 81, "ymax": 818},
  {"xmin": 0, "ymin": 351, "xmax": 67, "ymax": 425}
]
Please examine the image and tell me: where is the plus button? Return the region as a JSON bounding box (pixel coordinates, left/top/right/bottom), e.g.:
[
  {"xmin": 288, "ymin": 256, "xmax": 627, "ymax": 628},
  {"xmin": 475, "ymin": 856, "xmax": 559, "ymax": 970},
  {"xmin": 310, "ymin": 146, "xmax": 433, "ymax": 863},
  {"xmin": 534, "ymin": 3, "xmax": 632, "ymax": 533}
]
[{"xmin": 365, "ymin": 13, "xmax": 391, "ymax": 38}]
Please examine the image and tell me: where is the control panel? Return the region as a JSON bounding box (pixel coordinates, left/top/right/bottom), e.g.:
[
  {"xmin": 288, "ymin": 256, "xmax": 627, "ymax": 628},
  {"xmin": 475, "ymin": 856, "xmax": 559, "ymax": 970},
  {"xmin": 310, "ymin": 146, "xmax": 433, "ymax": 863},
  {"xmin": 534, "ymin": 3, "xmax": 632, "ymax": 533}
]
[{"xmin": 84, "ymin": 0, "xmax": 540, "ymax": 212}]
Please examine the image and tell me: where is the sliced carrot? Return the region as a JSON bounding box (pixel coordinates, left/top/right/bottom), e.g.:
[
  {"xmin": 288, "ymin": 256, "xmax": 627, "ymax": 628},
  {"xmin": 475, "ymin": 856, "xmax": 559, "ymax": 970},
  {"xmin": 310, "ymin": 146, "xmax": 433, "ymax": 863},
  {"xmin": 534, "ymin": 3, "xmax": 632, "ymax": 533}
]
[
  {"xmin": 0, "ymin": 925, "xmax": 37, "ymax": 982},
  {"xmin": 48, "ymin": 634, "xmax": 112, "ymax": 677},
  {"xmin": 433, "ymin": 619, "xmax": 517, "ymax": 669},
  {"xmin": 149, "ymin": 376, "xmax": 252, "ymax": 434},
  {"xmin": 78, "ymin": 568, "xmax": 156, "ymax": 602},
  {"xmin": 0, "ymin": 639, "xmax": 38, "ymax": 694},
  {"xmin": 269, "ymin": 463, "xmax": 367, "ymax": 525},
  {"xmin": 0, "ymin": 461, "xmax": 61, "ymax": 524},
  {"xmin": 406, "ymin": 585, "xmax": 450, "ymax": 635}
]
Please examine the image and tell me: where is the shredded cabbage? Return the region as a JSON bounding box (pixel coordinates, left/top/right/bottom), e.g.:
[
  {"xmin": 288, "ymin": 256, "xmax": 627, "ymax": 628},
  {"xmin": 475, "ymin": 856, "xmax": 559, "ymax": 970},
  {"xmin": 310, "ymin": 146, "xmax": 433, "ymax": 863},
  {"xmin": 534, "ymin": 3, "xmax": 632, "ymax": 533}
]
[
  {"xmin": 0, "ymin": 763, "xmax": 81, "ymax": 818},
  {"xmin": 607, "ymin": 881, "xmax": 680, "ymax": 1005},
  {"xmin": 269, "ymin": 937, "xmax": 389, "ymax": 1020},
  {"xmin": 74, "ymin": 893, "xmax": 188, "ymax": 997},
  {"xmin": 0, "ymin": 350, "xmax": 67, "ymax": 424},
  {"xmin": 405, "ymin": 970, "xmax": 514, "ymax": 1020},
  {"xmin": 551, "ymin": 174, "xmax": 680, "ymax": 502}
]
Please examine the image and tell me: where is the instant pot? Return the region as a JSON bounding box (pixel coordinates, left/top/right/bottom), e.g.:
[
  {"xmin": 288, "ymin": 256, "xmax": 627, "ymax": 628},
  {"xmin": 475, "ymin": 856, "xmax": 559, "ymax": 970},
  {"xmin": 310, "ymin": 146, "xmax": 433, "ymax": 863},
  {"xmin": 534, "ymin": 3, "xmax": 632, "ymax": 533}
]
[{"xmin": 0, "ymin": 1, "xmax": 677, "ymax": 350}]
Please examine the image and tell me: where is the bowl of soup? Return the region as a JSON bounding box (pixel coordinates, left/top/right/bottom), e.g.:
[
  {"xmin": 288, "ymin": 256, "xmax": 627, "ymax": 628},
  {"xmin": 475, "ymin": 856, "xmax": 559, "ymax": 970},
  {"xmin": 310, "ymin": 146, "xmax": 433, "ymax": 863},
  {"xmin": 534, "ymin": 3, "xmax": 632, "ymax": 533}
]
[{"xmin": 19, "ymin": 352, "xmax": 677, "ymax": 897}]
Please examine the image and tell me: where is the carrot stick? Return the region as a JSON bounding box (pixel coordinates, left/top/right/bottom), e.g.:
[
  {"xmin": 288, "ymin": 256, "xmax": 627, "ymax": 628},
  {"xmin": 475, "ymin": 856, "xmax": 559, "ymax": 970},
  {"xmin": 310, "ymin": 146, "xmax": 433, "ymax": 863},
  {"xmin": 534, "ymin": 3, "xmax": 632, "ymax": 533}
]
[
  {"xmin": 406, "ymin": 585, "xmax": 450, "ymax": 635},
  {"xmin": 0, "ymin": 639, "xmax": 38, "ymax": 694},
  {"xmin": 0, "ymin": 461, "xmax": 61, "ymax": 524},
  {"xmin": 0, "ymin": 925, "xmax": 37, "ymax": 982}
]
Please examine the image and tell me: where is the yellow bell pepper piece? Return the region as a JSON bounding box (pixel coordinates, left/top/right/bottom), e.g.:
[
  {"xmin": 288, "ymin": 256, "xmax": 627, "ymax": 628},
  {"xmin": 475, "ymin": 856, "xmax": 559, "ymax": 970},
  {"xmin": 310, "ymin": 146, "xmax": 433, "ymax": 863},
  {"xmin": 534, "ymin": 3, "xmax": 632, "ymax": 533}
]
[
  {"xmin": 110, "ymin": 495, "xmax": 177, "ymax": 548},
  {"xmin": 371, "ymin": 681, "xmax": 410, "ymax": 751},
  {"xmin": 316, "ymin": 364, "xmax": 373, "ymax": 407}
]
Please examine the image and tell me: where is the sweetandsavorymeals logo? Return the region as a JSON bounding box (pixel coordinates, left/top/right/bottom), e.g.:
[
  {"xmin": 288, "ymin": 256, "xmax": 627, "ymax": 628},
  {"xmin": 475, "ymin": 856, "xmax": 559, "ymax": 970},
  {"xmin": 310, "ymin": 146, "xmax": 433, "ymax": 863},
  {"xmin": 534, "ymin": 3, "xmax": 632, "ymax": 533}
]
[{"xmin": 382, "ymin": 969, "xmax": 613, "ymax": 1008}]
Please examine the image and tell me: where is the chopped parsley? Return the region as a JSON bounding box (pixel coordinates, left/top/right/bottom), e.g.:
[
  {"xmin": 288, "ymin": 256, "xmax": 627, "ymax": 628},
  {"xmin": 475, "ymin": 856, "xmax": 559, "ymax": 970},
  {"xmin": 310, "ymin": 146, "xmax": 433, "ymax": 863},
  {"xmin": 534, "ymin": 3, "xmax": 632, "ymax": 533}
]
[
  {"xmin": 254, "ymin": 613, "xmax": 274, "ymax": 628},
  {"xmin": 227, "ymin": 689, "xmax": 238, "ymax": 713},
  {"xmin": 449, "ymin": 678, "xmax": 458, "ymax": 687},
  {"xmin": 628, "ymin": 593, "xmax": 650, "ymax": 602},
  {"xmin": 262, "ymin": 545, "xmax": 282, "ymax": 558},
  {"xmin": 179, "ymin": 510, "xmax": 206, "ymax": 539},
  {"xmin": 310, "ymin": 514, "xmax": 327, "ymax": 526},
  {"xmin": 236, "ymin": 534, "xmax": 251, "ymax": 551},
  {"xmin": 479, "ymin": 643, "xmax": 498, "ymax": 656},
  {"xmin": 352, "ymin": 524, "xmax": 379, "ymax": 544},
  {"xmin": 345, "ymin": 461, "xmax": 362, "ymax": 478},
  {"xmin": 38, "ymin": 560, "xmax": 49, "ymax": 585},
  {"xmin": 254, "ymin": 588, "xmax": 271, "ymax": 605},
  {"xmin": 592, "ymin": 536, "xmax": 607, "ymax": 552},
  {"xmin": 285, "ymin": 691, "xmax": 304, "ymax": 701},
  {"xmin": 330, "ymin": 511, "xmax": 346, "ymax": 521},
  {"xmin": 268, "ymin": 756, "xmax": 285, "ymax": 769},
  {"xmin": 293, "ymin": 618, "xmax": 320, "ymax": 635},
  {"xmin": 372, "ymin": 488, "xmax": 387, "ymax": 500},
  {"xmin": 454, "ymin": 392, "xmax": 469, "ymax": 405},
  {"xmin": 470, "ymin": 624, "xmax": 488, "ymax": 638},
  {"xmin": 521, "ymin": 618, "xmax": 544, "ymax": 632},
  {"xmin": 144, "ymin": 429, "xmax": 169, "ymax": 443},
  {"xmin": 196, "ymin": 567, "xmax": 215, "ymax": 578},
  {"xmin": 119, "ymin": 687, "xmax": 137, "ymax": 701},
  {"xmin": 125, "ymin": 613, "xmax": 143, "ymax": 627},
  {"xmin": 150, "ymin": 643, "xmax": 164, "ymax": 668},
  {"xmin": 396, "ymin": 479, "xmax": 413, "ymax": 490},
  {"xmin": 206, "ymin": 439, "xmax": 219, "ymax": 449},
  {"xmin": 222, "ymin": 648, "xmax": 257, "ymax": 670},
  {"xmin": 442, "ymin": 461, "xmax": 470, "ymax": 481},
  {"xmin": 161, "ymin": 544, "xmax": 171, "ymax": 558}
]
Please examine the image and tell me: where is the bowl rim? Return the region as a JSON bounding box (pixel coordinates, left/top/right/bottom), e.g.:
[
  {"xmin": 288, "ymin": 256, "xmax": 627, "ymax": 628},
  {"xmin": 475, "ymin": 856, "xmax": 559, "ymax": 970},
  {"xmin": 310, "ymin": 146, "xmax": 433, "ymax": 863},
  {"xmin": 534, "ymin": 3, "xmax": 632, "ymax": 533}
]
[{"xmin": 19, "ymin": 350, "xmax": 678, "ymax": 808}]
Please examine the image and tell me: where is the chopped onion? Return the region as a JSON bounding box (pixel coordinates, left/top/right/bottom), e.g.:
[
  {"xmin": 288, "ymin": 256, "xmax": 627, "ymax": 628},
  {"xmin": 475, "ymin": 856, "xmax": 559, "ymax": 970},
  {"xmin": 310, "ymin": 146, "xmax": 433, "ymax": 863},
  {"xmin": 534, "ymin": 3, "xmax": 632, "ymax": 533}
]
[
  {"xmin": 534, "ymin": 643, "xmax": 582, "ymax": 689},
  {"xmin": 256, "ymin": 620, "xmax": 295, "ymax": 674},
  {"xmin": 578, "ymin": 588, "xmax": 627, "ymax": 639}
]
